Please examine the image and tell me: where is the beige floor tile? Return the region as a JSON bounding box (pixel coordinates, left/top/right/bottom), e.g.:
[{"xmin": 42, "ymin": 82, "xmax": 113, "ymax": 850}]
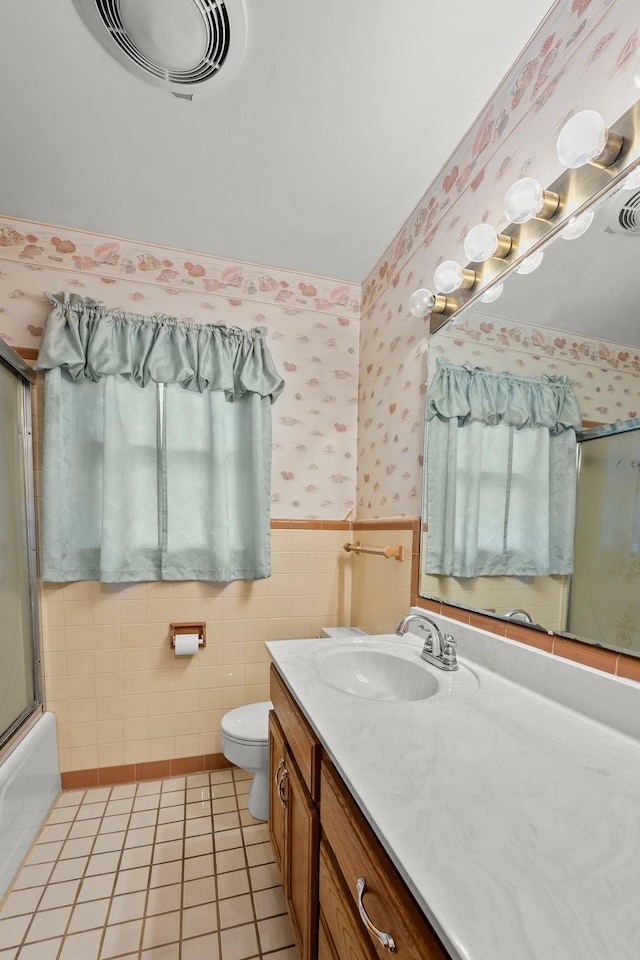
[
  {"xmin": 114, "ymin": 866, "xmax": 150, "ymax": 896},
  {"xmin": 215, "ymin": 849, "xmax": 246, "ymax": 875},
  {"xmin": 67, "ymin": 897, "xmax": 110, "ymax": 934},
  {"xmin": 217, "ymin": 870, "xmax": 250, "ymax": 901},
  {"xmin": 100, "ymin": 919, "xmax": 143, "ymax": 959},
  {"xmin": 234, "ymin": 781, "xmax": 251, "ymax": 797},
  {"xmin": 186, "ymin": 802, "xmax": 212, "ymax": 820},
  {"xmin": 220, "ymin": 922, "xmax": 259, "ymax": 960},
  {"xmin": 37, "ymin": 824, "xmax": 71, "ymax": 846},
  {"xmin": 136, "ymin": 781, "xmax": 163, "ymax": 797},
  {"xmin": 45, "ymin": 807, "xmax": 77, "ymax": 825},
  {"xmin": 76, "ymin": 802, "xmax": 107, "ymax": 821},
  {"xmin": 128, "ymin": 811, "xmax": 157, "ymax": 831},
  {"xmin": 141, "ymin": 944, "xmax": 179, "ymax": 960},
  {"xmin": 59, "ymin": 928, "xmax": 102, "ymax": 960},
  {"xmin": 184, "ymin": 835, "xmax": 213, "ymax": 860},
  {"xmin": 125, "ymin": 826, "xmax": 155, "ymax": 848},
  {"xmin": 158, "ymin": 806, "xmax": 184, "ymax": 825},
  {"xmin": 252, "ymin": 886, "xmax": 287, "ymax": 921},
  {"xmin": 146, "ymin": 883, "xmax": 181, "ymax": 916},
  {"xmin": 120, "ymin": 844, "xmax": 153, "ymax": 871},
  {"xmin": 214, "ymin": 830, "xmax": 242, "ymax": 853},
  {"xmin": 159, "ymin": 791, "xmax": 185, "ymax": 809},
  {"xmin": 16, "ymin": 938, "xmax": 61, "ymax": 960},
  {"xmin": 210, "ymin": 770, "xmax": 234, "ymax": 785},
  {"xmin": 149, "ymin": 862, "xmax": 182, "ymax": 889},
  {"xmin": 213, "ymin": 813, "xmax": 240, "ymax": 833},
  {"xmin": 85, "ymin": 852, "xmax": 120, "ymax": 877},
  {"xmin": 185, "ymin": 818, "xmax": 212, "ymax": 839},
  {"xmin": 236, "ymin": 795, "xmax": 249, "ymax": 812},
  {"xmin": 257, "ymin": 915, "xmax": 294, "ymax": 954},
  {"xmin": 110, "ymin": 784, "xmax": 136, "ymax": 800},
  {"xmin": 152, "ymin": 840, "xmax": 183, "ymax": 865},
  {"xmin": 0, "ymin": 887, "xmax": 43, "ymax": 919},
  {"xmin": 183, "ymin": 854, "xmax": 214, "ymax": 882},
  {"xmin": 181, "ymin": 903, "xmax": 218, "ymax": 940},
  {"xmin": 261, "ymin": 948, "xmax": 297, "ymax": 960},
  {"xmin": 0, "ymin": 913, "xmax": 31, "ymax": 947},
  {"xmin": 98, "ymin": 815, "xmax": 129, "ymax": 835},
  {"xmin": 56, "ymin": 791, "xmax": 85, "ymax": 807},
  {"xmin": 161, "ymin": 778, "xmax": 185, "ymax": 793},
  {"xmin": 107, "ymin": 891, "xmax": 147, "ymax": 925},
  {"xmin": 76, "ymin": 874, "xmax": 115, "ymax": 903},
  {"xmin": 83, "ymin": 788, "xmax": 112, "ymax": 803},
  {"xmin": 245, "ymin": 842, "xmax": 274, "ymax": 868},
  {"xmin": 39, "ymin": 880, "xmax": 81, "ymax": 910},
  {"xmin": 133, "ymin": 795, "xmax": 160, "ymax": 813},
  {"xmin": 12, "ymin": 863, "xmax": 54, "ymax": 891},
  {"xmin": 186, "ymin": 774, "xmax": 210, "ymax": 789},
  {"xmin": 210, "ymin": 782, "xmax": 235, "ymax": 800},
  {"xmin": 49, "ymin": 856, "xmax": 88, "ymax": 884},
  {"xmin": 104, "ymin": 798, "xmax": 134, "ymax": 817},
  {"xmin": 59, "ymin": 837, "xmax": 94, "ymax": 860},
  {"xmin": 249, "ymin": 864, "xmax": 280, "ymax": 892},
  {"xmin": 68, "ymin": 819, "xmax": 101, "ymax": 840},
  {"xmin": 231, "ymin": 770, "xmax": 252, "ymax": 782},
  {"xmin": 92, "ymin": 832, "xmax": 125, "ymax": 855},
  {"xmin": 238, "ymin": 811, "xmax": 259, "ymax": 828},
  {"xmin": 141, "ymin": 910, "xmax": 181, "ymax": 949},
  {"xmin": 181, "ymin": 932, "xmax": 220, "ymax": 960},
  {"xmin": 186, "ymin": 786, "xmax": 211, "ymax": 804},
  {"xmin": 25, "ymin": 905, "xmax": 72, "ymax": 942},
  {"xmin": 155, "ymin": 822, "xmax": 184, "ymax": 845},
  {"xmin": 24, "ymin": 842, "xmax": 63, "ymax": 866},
  {"xmin": 218, "ymin": 894, "xmax": 254, "ymax": 930},
  {"xmin": 241, "ymin": 824, "xmax": 269, "ymax": 847},
  {"xmin": 182, "ymin": 877, "xmax": 217, "ymax": 908},
  {"xmin": 211, "ymin": 797, "xmax": 237, "ymax": 815}
]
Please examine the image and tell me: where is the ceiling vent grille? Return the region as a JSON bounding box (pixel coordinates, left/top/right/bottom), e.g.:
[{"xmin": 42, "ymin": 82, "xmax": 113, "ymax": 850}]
[
  {"xmin": 617, "ymin": 189, "xmax": 640, "ymax": 234},
  {"xmin": 73, "ymin": 0, "xmax": 246, "ymax": 96}
]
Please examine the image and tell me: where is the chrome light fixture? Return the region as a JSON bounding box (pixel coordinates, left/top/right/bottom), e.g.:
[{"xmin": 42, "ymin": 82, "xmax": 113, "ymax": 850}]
[
  {"xmin": 408, "ymin": 288, "xmax": 450, "ymax": 318},
  {"xmin": 504, "ymin": 178, "xmax": 560, "ymax": 223},
  {"xmin": 433, "ymin": 260, "xmax": 476, "ymax": 294},
  {"xmin": 556, "ymin": 109, "xmax": 623, "ymax": 169},
  {"xmin": 464, "ymin": 223, "xmax": 513, "ymax": 262}
]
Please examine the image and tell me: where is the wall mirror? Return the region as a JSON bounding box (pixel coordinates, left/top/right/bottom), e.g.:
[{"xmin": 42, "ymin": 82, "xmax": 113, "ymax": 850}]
[{"xmin": 419, "ymin": 162, "xmax": 640, "ymax": 658}]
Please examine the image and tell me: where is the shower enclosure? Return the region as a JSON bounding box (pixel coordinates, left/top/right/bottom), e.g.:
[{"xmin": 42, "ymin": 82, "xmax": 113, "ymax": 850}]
[
  {"xmin": 0, "ymin": 340, "xmax": 59, "ymax": 899},
  {"xmin": 568, "ymin": 418, "xmax": 640, "ymax": 656}
]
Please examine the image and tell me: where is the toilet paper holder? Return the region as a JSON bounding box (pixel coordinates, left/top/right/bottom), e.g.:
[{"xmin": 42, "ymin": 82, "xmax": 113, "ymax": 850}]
[{"xmin": 170, "ymin": 622, "xmax": 206, "ymax": 649}]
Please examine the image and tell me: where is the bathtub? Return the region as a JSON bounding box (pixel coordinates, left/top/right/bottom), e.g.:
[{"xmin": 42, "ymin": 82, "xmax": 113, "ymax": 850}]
[{"xmin": 0, "ymin": 712, "xmax": 61, "ymax": 899}]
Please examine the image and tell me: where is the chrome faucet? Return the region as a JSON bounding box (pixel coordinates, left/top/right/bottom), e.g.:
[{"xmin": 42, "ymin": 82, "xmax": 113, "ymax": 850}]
[
  {"xmin": 504, "ymin": 608, "xmax": 533, "ymax": 623},
  {"xmin": 395, "ymin": 614, "xmax": 458, "ymax": 671}
]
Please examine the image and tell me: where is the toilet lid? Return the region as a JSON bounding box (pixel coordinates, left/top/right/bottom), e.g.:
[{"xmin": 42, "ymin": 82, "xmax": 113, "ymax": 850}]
[{"xmin": 221, "ymin": 701, "xmax": 273, "ymax": 742}]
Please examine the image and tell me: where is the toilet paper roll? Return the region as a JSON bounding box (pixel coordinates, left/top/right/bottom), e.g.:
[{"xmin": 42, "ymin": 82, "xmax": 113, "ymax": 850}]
[{"xmin": 173, "ymin": 633, "xmax": 200, "ymax": 656}]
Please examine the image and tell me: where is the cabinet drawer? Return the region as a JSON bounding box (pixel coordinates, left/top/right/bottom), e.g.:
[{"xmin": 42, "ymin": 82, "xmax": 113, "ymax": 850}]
[
  {"xmin": 321, "ymin": 760, "xmax": 448, "ymax": 960},
  {"xmin": 270, "ymin": 664, "xmax": 321, "ymax": 801},
  {"xmin": 319, "ymin": 839, "xmax": 376, "ymax": 960}
]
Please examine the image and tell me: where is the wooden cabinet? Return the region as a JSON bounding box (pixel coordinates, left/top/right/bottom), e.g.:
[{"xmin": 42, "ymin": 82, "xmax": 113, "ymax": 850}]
[
  {"xmin": 320, "ymin": 759, "xmax": 448, "ymax": 960},
  {"xmin": 269, "ymin": 665, "xmax": 320, "ymax": 960},
  {"xmin": 269, "ymin": 663, "xmax": 449, "ymax": 960}
]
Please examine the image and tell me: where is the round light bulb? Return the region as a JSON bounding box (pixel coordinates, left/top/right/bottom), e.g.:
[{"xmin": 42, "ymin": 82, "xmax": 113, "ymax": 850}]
[
  {"xmin": 560, "ymin": 209, "xmax": 594, "ymax": 240},
  {"xmin": 480, "ymin": 283, "xmax": 503, "ymax": 304},
  {"xmin": 434, "ymin": 260, "xmax": 464, "ymax": 294},
  {"xmin": 556, "ymin": 110, "xmax": 608, "ymax": 168},
  {"xmin": 408, "ymin": 288, "xmax": 436, "ymax": 317},
  {"xmin": 516, "ymin": 250, "xmax": 544, "ymax": 275},
  {"xmin": 464, "ymin": 224, "xmax": 502, "ymax": 262},
  {"xmin": 504, "ymin": 178, "xmax": 546, "ymax": 223}
]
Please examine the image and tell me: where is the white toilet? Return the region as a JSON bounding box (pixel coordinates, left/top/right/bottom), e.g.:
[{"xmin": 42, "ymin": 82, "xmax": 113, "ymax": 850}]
[{"xmin": 221, "ymin": 701, "xmax": 273, "ymax": 821}]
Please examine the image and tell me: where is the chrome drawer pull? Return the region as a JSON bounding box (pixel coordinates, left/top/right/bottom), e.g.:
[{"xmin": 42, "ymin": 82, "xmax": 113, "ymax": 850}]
[
  {"xmin": 278, "ymin": 769, "xmax": 288, "ymax": 807},
  {"xmin": 274, "ymin": 757, "xmax": 285, "ymax": 792},
  {"xmin": 356, "ymin": 877, "xmax": 396, "ymax": 953}
]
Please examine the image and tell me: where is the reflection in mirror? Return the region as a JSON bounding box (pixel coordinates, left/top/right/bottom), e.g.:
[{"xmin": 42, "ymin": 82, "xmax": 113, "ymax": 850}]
[{"xmin": 419, "ymin": 165, "xmax": 640, "ymax": 658}]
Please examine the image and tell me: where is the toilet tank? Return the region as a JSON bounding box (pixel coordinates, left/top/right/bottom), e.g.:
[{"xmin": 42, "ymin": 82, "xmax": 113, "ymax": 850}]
[{"xmin": 319, "ymin": 626, "xmax": 368, "ymax": 638}]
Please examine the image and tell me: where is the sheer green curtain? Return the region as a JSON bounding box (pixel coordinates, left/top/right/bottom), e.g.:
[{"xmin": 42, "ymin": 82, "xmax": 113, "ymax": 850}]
[
  {"xmin": 36, "ymin": 292, "xmax": 284, "ymax": 582},
  {"xmin": 425, "ymin": 360, "xmax": 581, "ymax": 578}
]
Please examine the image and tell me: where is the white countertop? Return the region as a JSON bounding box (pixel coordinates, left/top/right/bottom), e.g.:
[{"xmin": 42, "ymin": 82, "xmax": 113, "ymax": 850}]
[{"xmin": 266, "ymin": 625, "xmax": 640, "ymax": 960}]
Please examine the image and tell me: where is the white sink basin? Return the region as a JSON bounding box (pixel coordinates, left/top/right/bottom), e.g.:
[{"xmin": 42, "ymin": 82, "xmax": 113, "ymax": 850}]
[
  {"xmin": 319, "ymin": 648, "xmax": 439, "ymax": 702},
  {"xmin": 316, "ymin": 637, "xmax": 479, "ymax": 703}
]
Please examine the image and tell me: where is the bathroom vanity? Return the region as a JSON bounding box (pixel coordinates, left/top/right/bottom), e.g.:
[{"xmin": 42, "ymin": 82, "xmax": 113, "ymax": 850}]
[{"xmin": 267, "ymin": 614, "xmax": 640, "ymax": 960}]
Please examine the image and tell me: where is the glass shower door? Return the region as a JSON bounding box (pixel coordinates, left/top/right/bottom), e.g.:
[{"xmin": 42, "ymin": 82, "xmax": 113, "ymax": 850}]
[
  {"xmin": 568, "ymin": 421, "xmax": 640, "ymax": 655},
  {"xmin": 0, "ymin": 345, "xmax": 40, "ymax": 751}
]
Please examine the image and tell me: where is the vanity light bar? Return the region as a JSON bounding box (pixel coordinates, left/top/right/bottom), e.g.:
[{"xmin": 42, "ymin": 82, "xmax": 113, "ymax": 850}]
[{"xmin": 407, "ymin": 97, "xmax": 639, "ymax": 329}]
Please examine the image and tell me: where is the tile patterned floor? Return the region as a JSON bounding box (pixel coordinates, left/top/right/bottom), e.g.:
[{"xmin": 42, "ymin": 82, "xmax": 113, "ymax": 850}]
[{"xmin": 0, "ymin": 769, "xmax": 295, "ymax": 960}]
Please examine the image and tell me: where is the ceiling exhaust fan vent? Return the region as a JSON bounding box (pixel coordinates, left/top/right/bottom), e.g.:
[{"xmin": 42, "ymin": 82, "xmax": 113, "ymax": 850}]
[
  {"xmin": 614, "ymin": 189, "xmax": 640, "ymax": 235},
  {"xmin": 73, "ymin": 0, "xmax": 246, "ymax": 96}
]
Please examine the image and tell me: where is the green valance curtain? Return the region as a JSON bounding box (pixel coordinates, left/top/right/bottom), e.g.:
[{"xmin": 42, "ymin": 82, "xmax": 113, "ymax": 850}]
[
  {"xmin": 425, "ymin": 360, "xmax": 581, "ymax": 578},
  {"xmin": 36, "ymin": 293, "xmax": 285, "ymax": 583}
]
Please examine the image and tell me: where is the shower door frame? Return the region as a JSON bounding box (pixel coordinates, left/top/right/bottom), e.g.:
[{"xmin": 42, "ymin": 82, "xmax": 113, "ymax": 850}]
[{"xmin": 0, "ymin": 339, "xmax": 42, "ymax": 754}]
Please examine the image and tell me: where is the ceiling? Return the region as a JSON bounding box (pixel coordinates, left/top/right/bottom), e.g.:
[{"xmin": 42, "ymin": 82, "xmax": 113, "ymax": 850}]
[{"xmin": 0, "ymin": 1, "xmax": 555, "ymax": 281}]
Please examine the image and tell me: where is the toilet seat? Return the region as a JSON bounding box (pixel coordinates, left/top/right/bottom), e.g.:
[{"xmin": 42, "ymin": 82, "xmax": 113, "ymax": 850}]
[{"xmin": 221, "ymin": 701, "xmax": 272, "ymax": 745}]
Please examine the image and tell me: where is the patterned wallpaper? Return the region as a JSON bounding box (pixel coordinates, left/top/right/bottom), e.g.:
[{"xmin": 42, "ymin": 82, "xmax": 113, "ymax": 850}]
[
  {"xmin": 358, "ymin": 0, "xmax": 640, "ymax": 518},
  {"xmin": 0, "ymin": 218, "xmax": 360, "ymax": 521}
]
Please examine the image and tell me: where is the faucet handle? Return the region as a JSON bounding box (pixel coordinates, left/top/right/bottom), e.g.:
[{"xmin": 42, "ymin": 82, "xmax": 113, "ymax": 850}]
[{"xmin": 441, "ymin": 635, "xmax": 457, "ymax": 669}]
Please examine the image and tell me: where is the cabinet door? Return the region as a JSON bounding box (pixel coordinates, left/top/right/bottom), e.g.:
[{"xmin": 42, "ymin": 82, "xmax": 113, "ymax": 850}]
[
  {"xmin": 268, "ymin": 711, "xmax": 287, "ymax": 882},
  {"xmin": 318, "ymin": 912, "xmax": 340, "ymax": 960},
  {"xmin": 285, "ymin": 748, "xmax": 319, "ymax": 960}
]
